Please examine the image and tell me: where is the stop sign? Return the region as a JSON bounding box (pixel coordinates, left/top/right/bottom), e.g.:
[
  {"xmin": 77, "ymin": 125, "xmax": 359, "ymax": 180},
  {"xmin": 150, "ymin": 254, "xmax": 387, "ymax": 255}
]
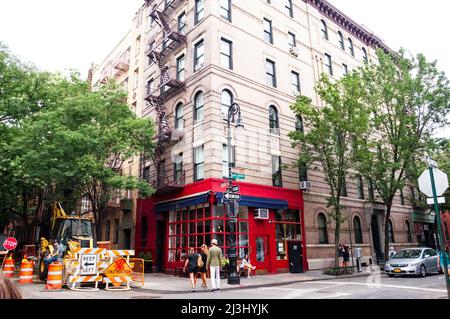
[
  {"xmin": 3, "ymin": 237, "xmax": 18, "ymax": 251},
  {"xmin": 418, "ymin": 168, "xmax": 449, "ymax": 197}
]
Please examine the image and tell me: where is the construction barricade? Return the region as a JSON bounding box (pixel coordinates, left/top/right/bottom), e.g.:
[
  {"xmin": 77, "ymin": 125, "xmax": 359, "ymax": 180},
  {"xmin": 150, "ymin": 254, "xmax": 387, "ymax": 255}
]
[
  {"xmin": 44, "ymin": 262, "xmax": 64, "ymax": 291},
  {"xmin": 103, "ymin": 250, "xmax": 134, "ymax": 291},
  {"xmin": 18, "ymin": 258, "xmax": 33, "ymax": 284},
  {"xmin": 68, "ymin": 247, "xmax": 105, "ymax": 291},
  {"xmin": 2, "ymin": 257, "xmax": 14, "ymax": 278},
  {"xmin": 129, "ymin": 258, "xmax": 145, "ymax": 288}
]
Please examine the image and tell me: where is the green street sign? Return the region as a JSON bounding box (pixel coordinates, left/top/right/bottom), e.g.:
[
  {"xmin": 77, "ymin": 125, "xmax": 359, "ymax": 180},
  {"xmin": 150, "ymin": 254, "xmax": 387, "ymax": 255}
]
[{"xmin": 231, "ymin": 173, "xmax": 245, "ymax": 180}]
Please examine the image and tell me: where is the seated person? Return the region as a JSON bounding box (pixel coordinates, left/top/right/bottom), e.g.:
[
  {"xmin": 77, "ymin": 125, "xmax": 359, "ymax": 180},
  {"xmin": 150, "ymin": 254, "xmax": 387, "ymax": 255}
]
[{"xmin": 238, "ymin": 254, "xmax": 256, "ymax": 278}]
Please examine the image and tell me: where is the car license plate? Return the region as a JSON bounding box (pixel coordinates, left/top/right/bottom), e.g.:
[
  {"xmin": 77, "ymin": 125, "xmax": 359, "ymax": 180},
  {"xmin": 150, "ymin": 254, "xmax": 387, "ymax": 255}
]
[{"xmin": 394, "ymin": 268, "xmax": 401, "ymax": 273}]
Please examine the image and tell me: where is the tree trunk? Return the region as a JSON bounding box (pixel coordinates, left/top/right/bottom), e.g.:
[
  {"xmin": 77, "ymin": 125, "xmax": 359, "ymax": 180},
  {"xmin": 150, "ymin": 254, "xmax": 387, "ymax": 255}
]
[
  {"xmin": 335, "ymin": 221, "xmax": 341, "ymax": 268},
  {"xmin": 384, "ymin": 203, "xmax": 392, "ymax": 261}
]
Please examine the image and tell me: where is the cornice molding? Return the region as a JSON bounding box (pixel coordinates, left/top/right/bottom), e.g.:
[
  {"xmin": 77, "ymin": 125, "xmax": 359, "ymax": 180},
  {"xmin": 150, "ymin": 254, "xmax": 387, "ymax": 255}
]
[{"xmin": 304, "ymin": 0, "xmax": 393, "ymax": 54}]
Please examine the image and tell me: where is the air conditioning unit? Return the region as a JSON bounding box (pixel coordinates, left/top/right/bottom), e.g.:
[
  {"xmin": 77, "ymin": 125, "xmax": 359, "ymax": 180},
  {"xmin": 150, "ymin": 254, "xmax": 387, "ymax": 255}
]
[
  {"xmin": 299, "ymin": 181, "xmax": 312, "ymax": 191},
  {"xmin": 255, "ymin": 208, "xmax": 269, "ymax": 220},
  {"xmin": 289, "ymin": 46, "xmax": 299, "ymax": 57}
]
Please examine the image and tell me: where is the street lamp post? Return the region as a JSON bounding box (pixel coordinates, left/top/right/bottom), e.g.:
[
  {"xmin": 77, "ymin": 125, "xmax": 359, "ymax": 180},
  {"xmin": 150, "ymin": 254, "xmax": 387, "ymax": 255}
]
[{"xmin": 226, "ymin": 103, "xmax": 243, "ymax": 285}]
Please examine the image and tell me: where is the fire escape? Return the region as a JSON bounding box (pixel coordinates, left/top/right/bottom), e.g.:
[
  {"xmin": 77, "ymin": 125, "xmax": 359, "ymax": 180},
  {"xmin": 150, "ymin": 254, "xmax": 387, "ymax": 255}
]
[{"xmin": 141, "ymin": 0, "xmax": 187, "ymax": 195}]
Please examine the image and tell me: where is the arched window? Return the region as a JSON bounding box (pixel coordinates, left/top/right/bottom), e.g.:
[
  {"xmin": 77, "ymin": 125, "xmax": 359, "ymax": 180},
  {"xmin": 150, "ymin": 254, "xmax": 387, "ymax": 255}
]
[
  {"xmin": 141, "ymin": 216, "xmax": 148, "ymax": 247},
  {"xmin": 295, "ymin": 115, "xmax": 304, "ymax": 133},
  {"xmin": 320, "ymin": 19, "xmax": 328, "ymax": 40},
  {"xmin": 338, "ymin": 31, "xmax": 345, "ymax": 50},
  {"xmin": 348, "ymin": 38, "xmax": 354, "ymax": 57},
  {"xmin": 175, "ymin": 103, "xmax": 184, "ymax": 130},
  {"xmin": 362, "ymin": 47, "xmax": 368, "ymax": 63},
  {"xmin": 194, "ymin": 91, "xmax": 204, "ymax": 124},
  {"xmin": 388, "ymin": 219, "xmax": 395, "ymax": 243},
  {"xmin": 318, "ymin": 213, "xmax": 328, "ymax": 244},
  {"xmin": 221, "ymin": 89, "xmax": 233, "ymax": 118},
  {"xmin": 269, "ymin": 105, "xmax": 279, "ymax": 135},
  {"xmin": 353, "ymin": 216, "xmax": 363, "ymax": 244},
  {"xmin": 405, "ymin": 220, "xmax": 412, "ymax": 243}
]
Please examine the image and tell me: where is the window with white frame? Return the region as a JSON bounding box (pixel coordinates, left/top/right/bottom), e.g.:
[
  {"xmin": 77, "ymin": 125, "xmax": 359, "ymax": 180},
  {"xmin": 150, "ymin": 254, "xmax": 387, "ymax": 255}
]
[
  {"xmin": 194, "ymin": 39, "xmax": 205, "ymax": 71},
  {"xmin": 291, "ymin": 71, "xmax": 300, "ymax": 95},
  {"xmin": 194, "ymin": 91, "xmax": 204, "ymax": 124},
  {"xmin": 195, "ymin": 0, "xmax": 205, "ymax": 24},
  {"xmin": 194, "ymin": 146, "xmax": 204, "ymax": 181},
  {"xmin": 220, "ymin": 38, "xmax": 233, "ymax": 70},
  {"xmin": 176, "ymin": 54, "xmax": 185, "ymax": 81},
  {"xmin": 220, "ymin": 0, "xmax": 231, "ymax": 22}
]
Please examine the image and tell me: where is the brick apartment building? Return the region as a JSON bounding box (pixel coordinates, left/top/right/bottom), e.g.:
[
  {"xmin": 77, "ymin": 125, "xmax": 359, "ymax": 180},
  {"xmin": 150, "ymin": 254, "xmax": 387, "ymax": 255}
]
[{"xmin": 90, "ymin": 0, "xmax": 428, "ymax": 273}]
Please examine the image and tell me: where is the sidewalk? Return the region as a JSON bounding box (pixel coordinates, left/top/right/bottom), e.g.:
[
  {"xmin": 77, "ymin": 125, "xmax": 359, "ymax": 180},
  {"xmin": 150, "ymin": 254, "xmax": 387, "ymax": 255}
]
[{"xmin": 139, "ymin": 268, "xmax": 376, "ymax": 294}]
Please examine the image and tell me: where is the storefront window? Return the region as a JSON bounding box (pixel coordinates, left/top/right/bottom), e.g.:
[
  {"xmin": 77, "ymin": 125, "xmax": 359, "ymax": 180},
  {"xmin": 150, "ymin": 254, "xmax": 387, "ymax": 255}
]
[{"xmin": 275, "ymin": 209, "xmax": 302, "ymax": 260}]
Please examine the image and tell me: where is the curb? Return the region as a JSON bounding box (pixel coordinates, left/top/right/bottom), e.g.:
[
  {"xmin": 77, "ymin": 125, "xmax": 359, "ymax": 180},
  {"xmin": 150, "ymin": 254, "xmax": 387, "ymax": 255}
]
[{"xmin": 137, "ymin": 272, "xmax": 373, "ymax": 295}]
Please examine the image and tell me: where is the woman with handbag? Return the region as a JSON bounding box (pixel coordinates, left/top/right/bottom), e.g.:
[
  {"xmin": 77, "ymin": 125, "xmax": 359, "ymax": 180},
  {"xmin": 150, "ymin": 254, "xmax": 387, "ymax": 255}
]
[
  {"xmin": 183, "ymin": 247, "xmax": 201, "ymax": 292},
  {"xmin": 199, "ymin": 244, "xmax": 208, "ymax": 288}
]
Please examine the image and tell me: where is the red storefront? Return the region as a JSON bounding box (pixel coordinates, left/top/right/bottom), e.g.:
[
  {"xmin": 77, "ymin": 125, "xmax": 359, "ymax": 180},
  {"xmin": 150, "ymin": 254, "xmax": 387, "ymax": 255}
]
[{"xmin": 135, "ymin": 178, "xmax": 307, "ymax": 274}]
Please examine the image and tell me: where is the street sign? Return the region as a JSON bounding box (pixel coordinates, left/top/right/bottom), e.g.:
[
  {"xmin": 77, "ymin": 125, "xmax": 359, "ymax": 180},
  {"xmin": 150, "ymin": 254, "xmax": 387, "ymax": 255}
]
[
  {"xmin": 228, "ymin": 185, "xmax": 240, "ymax": 193},
  {"xmin": 427, "ymin": 197, "xmax": 445, "ymax": 205},
  {"xmin": 231, "ymin": 173, "xmax": 245, "ymax": 180},
  {"xmin": 80, "ymin": 254, "xmax": 98, "ymax": 275},
  {"xmin": 224, "ymin": 193, "xmax": 241, "ymax": 200},
  {"xmin": 418, "ymin": 168, "xmax": 449, "ymax": 197},
  {"xmin": 104, "ymin": 256, "xmax": 133, "ymax": 278},
  {"xmin": 2, "ymin": 237, "xmax": 17, "ymax": 251}
]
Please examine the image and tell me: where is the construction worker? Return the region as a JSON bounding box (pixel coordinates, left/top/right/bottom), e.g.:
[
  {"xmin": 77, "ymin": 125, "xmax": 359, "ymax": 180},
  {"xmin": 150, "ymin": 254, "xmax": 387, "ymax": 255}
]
[{"xmin": 43, "ymin": 240, "xmax": 61, "ymax": 265}]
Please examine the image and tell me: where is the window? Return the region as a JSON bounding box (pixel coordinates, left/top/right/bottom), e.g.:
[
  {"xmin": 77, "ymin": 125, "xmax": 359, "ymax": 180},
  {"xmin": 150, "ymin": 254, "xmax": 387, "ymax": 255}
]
[
  {"xmin": 194, "ymin": 146, "xmax": 204, "ymax": 181},
  {"xmin": 133, "ymin": 69, "xmax": 139, "ymax": 90},
  {"xmin": 146, "ymin": 78, "xmax": 154, "ymax": 96},
  {"xmin": 387, "ymin": 219, "xmax": 395, "ymax": 243},
  {"xmin": 400, "ymin": 188, "xmax": 405, "ymax": 205},
  {"xmin": 263, "ymin": 18, "xmax": 273, "ymax": 44},
  {"xmin": 368, "ymin": 179, "xmax": 375, "ymax": 201},
  {"xmin": 340, "ymin": 175, "xmax": 347, "ymax": 197},
  {"xmin": 222, "ymin": 144, "xmax": 235, "ymax": 178},
  {"xmin": 135, "ymin": 36, "xmax": 141, "ymax": 56},
  {"xmin": 295, "ymin": 115, "xmax": 304, "ymax": 133},
  {"xmin": 174, "ymin": 153, "xmax": 183, "ymax": 182},
  {"xmin": 275, "ymin": 210, "xmax": 302, "ymax": 260},
  {"xmin": 220, "ymin": 38, "xmax": 233, "ymax": 70},
  {"xmin": 353, "ymin": 216, "xmax": 363, "ymax": 244},
  {"xmin": 105, "ymin": 220, "xmax": 111, "ymax": 241},
  {"xmin": 362, "ymin": 47, "xmax": 368, "ymax": 63},
  {"xmin": 291, "ymin": 71, "xmax": 300, "ymax": 95},
  {"xmin": 318, "ymin": 213, "xmax": 328, "ymax": 244},
  {"xmin": 348, "ymin": 38, "xmax": 354, "ymax": 57},
  {"xmin": 272, "ymin": 155, "xmax": 282, "ymax": 187},
  {"xmin": 220, "ymin": 0, "xmax": 231, "ymax": 22},
  {"xmin": 194, "ymin": 91, "xmax": 204, "ymax": 124},
  {"xmin": 194, "ymin": 40, "xmax": 205, "ymax": 71},
  {"xmin": 342, "ymin": 63, "xmax": 348, "ymax": 75},
  {"xmin": 288, "ymin": 32, "xmax": 296, "ymax": 48},
  {"xmin": 338, "ymin": 31, "xmax": 345, "ymax": 50},
  {"xmin": 176, "ymin": 54, "xmax": 185, "ymax": 81},
  {"xmin": 141, "ymin": 216, "xmax": 148, "ymax": 247},
  {"xmin": 114, "ymin": 219, "xmax": 120, "ymax": 244},
  {"xmin": 221, "ymin": 89, "xmax": 233, "ymax": 118},
  {"xmin": 178, "ymin": 12, "xmax": 187, "ymax": 34},
  {"xmin": 356, "ymin": 175, "xmax": 364, "ymax": 199},
  {"xmin": 175, "ymin": 103, "xmax": 184, "ymax": 130},
  {"xmin": 405, "ymin": 220, "xmax": 412, "ymax": 243},
  {"xmin": 324, "ymin": 53, "xmax": 333, "ymax": 76},
  {"xmin": 285, "ymin": 0, "xmax": 293, "ymax": 18},
  {"xmin": 265, "ymin": 59, "xmax": 277, "ymax": 87},
  {"xmin": 299, "ymin": 161, "xmax": 307, "ymax": 182},
  {"xmin": 320, "ymin": 19, "xmax": 328, "ymax": 40},
  {"xmin": 148, "ymin": 41, "xmax": 155, "ymax": 65},
  {"xmin": 195, "ymin": 0, "xmax": 205, "ymax": 24},
  {"xmin": 142, "ymin": 165, "xmax": 150, "ymax": 182},
  {"xmin": 410, "ymin": 186, "xmax": 416, "ymax": 202},
  {"xmin": 269, "ymin": 105, "xmax": 279, "ymax": 135}
]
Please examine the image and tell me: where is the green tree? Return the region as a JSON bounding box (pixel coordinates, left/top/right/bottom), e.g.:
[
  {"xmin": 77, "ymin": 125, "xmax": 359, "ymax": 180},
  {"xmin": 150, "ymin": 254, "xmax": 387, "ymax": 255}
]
[
  {"xmin": 289, "ymin": 73, "xmax": 370, "ymax": 268},
  {"xmin": 355, "ymin": 50, "xmax": 450, "ymax": 261}
]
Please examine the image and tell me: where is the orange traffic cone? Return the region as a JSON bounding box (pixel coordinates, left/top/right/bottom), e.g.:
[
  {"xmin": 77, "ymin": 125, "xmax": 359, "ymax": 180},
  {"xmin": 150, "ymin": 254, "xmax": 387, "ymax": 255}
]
[
  {"xmin": 45, "ymin": 262, "xmax": 63, "ymax": 291},
  {"xmin": 18, "ymin": 258, "xmax": 33, "ymax": 284},
  {"xmin": 2, "ymin": 257, "xmax": 15, "ymax": 278}
]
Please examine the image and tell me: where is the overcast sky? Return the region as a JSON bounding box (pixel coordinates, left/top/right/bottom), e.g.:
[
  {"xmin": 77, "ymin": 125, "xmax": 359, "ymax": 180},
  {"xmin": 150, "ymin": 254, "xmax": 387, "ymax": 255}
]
[{"xmin": 0, "ymin": 0, "xmax": 448, "ymax": 136}]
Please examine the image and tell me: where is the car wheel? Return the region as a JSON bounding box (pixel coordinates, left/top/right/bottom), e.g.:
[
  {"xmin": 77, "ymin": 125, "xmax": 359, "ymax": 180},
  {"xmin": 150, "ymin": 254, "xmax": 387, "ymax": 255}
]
[{"xmin": 420, "ymin": 265, "xmax": 426, "ymax": 277}]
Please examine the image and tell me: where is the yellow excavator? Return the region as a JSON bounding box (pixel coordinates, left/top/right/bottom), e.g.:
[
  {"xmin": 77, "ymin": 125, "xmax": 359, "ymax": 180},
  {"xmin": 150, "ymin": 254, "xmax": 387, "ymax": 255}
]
[{"xmin": 37, "ymin": 202, "xmax": 97, "ymax": 281}]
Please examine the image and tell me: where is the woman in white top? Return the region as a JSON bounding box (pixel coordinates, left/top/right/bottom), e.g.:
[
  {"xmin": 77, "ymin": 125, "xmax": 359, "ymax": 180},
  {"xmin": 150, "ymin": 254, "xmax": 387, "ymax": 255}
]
[{"xmin": 238, "ymin": 254, "xmax": 256, "ymax": 278}]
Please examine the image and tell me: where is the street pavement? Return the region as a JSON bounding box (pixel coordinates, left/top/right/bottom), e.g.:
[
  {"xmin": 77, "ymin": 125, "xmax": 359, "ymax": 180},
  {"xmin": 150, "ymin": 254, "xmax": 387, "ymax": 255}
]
[{"xmin": 13, "ymin": 266, "xmax": 449, "ymax": 299}]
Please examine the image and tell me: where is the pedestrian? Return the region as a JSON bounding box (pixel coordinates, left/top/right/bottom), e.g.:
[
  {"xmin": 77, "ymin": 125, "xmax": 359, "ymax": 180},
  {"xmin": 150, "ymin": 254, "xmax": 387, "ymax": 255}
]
[
  {"xmin": 183, "ymin": 247, "xmax": 201, "ymax": 292},
  {"xmin": 0, "ymin": 274, "xmax": 22, "ymax": 299},
  {"xmin": 206, "ymin": 238, "xmax": 222, "ymax": 292},
  {"xmin": 238, "ymin": 254, "xmax": 256, "ymax": 278},
  {"xmin": 343, "ymin": 245, "xmax": 350, "ymax": 268},
  {"xmin": 388, "ymin": 246, "xmax": 396, "ymax": 260},
  {"xmin": 338, "ymin": 243, "xmax": 344, "ymax": 267},
  {"xmin": 199, "ymin": 244, "xmax": 209, "ymax": 289}
]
